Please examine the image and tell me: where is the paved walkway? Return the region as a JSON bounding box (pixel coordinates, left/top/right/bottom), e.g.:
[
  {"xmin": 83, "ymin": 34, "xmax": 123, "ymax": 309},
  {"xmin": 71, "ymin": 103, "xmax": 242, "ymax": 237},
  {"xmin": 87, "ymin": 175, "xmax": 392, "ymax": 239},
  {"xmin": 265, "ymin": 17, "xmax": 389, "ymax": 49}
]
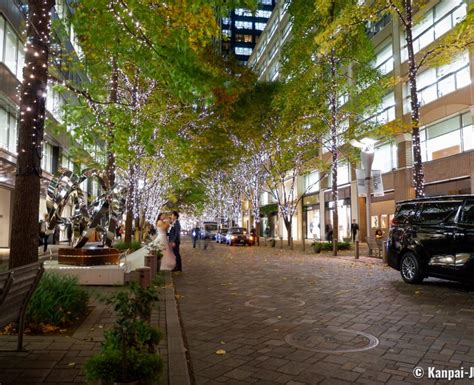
[
  {"xmin": 0, "ymin": 284, "xmax": 168, "ymax": 385},
  {"xmin": 174, "ymin": 242, "xmax": 474, "ymax": 385}
]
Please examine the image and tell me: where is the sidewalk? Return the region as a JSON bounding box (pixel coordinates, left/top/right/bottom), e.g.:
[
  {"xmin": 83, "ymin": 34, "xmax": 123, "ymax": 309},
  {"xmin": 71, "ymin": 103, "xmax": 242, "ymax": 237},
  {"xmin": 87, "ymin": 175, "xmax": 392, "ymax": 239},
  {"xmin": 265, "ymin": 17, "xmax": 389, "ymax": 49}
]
[{"xmin": 0, "ymin": 271, "xmax": 187, "ymax": 385}]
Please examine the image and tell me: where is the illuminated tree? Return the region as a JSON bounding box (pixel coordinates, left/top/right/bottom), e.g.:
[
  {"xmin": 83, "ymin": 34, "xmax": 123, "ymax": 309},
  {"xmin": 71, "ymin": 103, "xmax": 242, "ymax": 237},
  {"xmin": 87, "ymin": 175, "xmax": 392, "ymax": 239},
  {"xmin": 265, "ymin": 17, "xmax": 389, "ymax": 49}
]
[{"xmin": 9, "ymin": 0, "xmax": 56, "ymax": 269}]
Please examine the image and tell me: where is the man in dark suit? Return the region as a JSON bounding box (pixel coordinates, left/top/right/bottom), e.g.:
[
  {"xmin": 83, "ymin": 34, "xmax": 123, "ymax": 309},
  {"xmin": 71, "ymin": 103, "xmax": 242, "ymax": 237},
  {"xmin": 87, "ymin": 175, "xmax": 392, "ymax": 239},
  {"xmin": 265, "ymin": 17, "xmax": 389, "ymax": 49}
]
[{"xmin": 169, "ymin": 210, "xmax": 182, "ymax": 272}]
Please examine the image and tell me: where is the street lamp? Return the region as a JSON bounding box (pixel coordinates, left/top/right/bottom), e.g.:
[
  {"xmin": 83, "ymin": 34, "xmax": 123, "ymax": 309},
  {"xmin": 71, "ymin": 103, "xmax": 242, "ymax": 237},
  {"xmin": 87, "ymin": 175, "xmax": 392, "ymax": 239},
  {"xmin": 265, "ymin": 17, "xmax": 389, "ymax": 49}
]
[{"xmin": 351, "ymin": 138, "xmax": 377, "ymax": 254}]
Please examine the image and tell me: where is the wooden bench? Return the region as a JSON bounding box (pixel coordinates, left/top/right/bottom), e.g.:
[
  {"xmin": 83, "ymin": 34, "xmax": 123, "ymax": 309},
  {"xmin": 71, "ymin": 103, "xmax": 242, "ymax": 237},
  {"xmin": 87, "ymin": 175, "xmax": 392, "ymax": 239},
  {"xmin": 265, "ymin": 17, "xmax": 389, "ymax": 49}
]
[{"xmin": 0, "ymin": 262, "xmax": 44, "ymax": 351}]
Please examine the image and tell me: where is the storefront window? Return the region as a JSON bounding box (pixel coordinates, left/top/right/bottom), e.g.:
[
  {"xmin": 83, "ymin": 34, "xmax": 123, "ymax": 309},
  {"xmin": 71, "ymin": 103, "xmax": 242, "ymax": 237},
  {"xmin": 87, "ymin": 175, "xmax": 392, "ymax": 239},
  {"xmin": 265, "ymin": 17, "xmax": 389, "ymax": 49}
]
[
  {"xmin": 327, "ymin": 199, "xmax": 351, "ymax": 240},
  {"xmin": 306, "ymin": 208, "xmax": 320, "ymax": 240}
]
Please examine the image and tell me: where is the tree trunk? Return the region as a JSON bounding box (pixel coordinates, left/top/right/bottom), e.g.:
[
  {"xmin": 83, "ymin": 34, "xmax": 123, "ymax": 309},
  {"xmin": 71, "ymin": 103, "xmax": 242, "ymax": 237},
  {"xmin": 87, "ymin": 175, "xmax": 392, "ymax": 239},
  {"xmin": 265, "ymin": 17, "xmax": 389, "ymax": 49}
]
[
  {"xmin": 329, "ymin": 48, "xmax": 339, "ymax": 257},
  {"xmin": 106, "ymin": 59, "xmax": 118, "ymax": 189},
  {"xmin": 405, "ymin": 0, "xmax": 425, "ymax": 197},
  {"xmin": 285, "ymin": 219, "xmax": 292, "ymax": 249},
  {"xmin": 124, "ymin": 164, "xmax": 135, "ymax": 244},
  {"xmin": 255, "ymin": 220, "xmax": 260, "ymax": 246},
  {"xmin": 9, "ymin": 0, "xmax": 55, "ymax": 269}
]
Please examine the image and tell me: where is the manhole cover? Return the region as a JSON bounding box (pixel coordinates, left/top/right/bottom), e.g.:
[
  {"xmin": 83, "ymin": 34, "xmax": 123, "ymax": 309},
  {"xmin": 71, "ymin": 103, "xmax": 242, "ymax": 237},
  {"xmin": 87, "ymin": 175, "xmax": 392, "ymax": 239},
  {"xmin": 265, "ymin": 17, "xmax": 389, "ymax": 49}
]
[
  {"xmin": 285, "ymin": 327, "xmax": 379, "ymax": 353},
  {"xmin": 244, "ymin": 295, "xmax": 306, "ymax": 311}
]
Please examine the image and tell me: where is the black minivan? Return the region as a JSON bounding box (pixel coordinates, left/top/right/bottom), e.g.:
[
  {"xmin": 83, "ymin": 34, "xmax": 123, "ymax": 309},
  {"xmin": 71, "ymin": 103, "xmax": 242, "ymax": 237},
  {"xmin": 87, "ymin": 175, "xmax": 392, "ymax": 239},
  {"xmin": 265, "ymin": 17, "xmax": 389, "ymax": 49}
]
[{"xmin": 387, "ymin": 195, "xmax": 474, "ymax": 284}]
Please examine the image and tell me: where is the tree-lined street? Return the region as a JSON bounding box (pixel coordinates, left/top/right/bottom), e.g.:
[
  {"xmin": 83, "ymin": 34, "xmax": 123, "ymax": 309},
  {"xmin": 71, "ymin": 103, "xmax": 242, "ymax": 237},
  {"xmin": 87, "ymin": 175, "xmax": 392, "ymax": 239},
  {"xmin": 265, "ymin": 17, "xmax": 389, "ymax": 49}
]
[{"xmin": 175, "ymin": 243, "xmax": 474, "ymax": 385}]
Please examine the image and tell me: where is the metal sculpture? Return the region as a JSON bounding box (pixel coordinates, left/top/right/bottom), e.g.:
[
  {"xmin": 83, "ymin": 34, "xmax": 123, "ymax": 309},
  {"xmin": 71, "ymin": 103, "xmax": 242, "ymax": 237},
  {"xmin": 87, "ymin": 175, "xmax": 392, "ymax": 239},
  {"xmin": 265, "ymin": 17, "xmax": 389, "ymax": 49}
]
[{"xmin": 46, "ymin": 168, "xmax": 126, "ymax": 249}]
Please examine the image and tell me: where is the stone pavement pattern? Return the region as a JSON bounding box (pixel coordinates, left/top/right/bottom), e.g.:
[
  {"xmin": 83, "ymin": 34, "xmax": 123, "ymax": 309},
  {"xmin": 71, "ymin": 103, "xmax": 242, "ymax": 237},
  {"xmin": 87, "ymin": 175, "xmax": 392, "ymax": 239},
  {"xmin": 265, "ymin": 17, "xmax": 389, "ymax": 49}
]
[
  {"xmin": 174, "ymin": 243, "xmax": 474, "ymax": 385},
  {"xmin": 0, "ymin": 285, "xmax": 168, "ymax": 385}
]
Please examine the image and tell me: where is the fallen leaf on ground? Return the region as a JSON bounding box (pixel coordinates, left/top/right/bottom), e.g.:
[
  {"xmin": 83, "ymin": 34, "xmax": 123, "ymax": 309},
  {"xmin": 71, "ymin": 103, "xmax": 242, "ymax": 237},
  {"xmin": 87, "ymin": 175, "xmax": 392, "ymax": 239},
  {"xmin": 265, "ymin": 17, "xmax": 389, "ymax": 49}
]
[{"xmin": 215, "ymin": 349, "xmax": 226, "ymax": 355}]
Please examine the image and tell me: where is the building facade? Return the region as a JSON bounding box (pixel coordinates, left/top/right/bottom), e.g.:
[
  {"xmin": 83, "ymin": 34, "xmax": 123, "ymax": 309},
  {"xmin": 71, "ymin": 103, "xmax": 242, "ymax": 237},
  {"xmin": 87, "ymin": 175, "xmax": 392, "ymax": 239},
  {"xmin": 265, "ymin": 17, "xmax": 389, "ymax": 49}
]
[
  {"xmin": 0, "ymin": 0, "xmax": 98, "ymax": 248},
  {"xmin": 247, "ymin": 0, "xmax": 474, "ymax": 243},
  {"xmin": 220, "ymin": 0, "xmax": 277, "ymax": 64}
]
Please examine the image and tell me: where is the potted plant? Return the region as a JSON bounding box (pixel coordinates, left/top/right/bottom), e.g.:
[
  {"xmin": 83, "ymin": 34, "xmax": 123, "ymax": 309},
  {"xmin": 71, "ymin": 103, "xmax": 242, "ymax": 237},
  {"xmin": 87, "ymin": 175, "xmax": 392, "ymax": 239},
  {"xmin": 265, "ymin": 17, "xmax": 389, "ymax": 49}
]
[
  {"xmin": 311, "ymin": 241, "xmax": 322, "ymax": 253},
  {"xmin": 85, "ymin": 283, "xmax": 162, "ymax": 385}
]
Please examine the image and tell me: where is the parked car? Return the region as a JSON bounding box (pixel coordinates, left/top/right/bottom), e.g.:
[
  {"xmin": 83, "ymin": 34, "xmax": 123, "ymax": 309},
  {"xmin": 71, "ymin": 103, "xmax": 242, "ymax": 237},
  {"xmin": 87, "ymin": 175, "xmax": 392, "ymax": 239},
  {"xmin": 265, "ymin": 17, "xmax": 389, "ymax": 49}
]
[
  {"xmin": 387, "ymin": 195, "xmax": 474, "ymax": 284},
  {"xmin": 225, "ymin": 227, "xmax": 252, "ymax": 246},
  {"xmin": 216, "ymin": 228, "xmax": 228, "ymax": 243}
]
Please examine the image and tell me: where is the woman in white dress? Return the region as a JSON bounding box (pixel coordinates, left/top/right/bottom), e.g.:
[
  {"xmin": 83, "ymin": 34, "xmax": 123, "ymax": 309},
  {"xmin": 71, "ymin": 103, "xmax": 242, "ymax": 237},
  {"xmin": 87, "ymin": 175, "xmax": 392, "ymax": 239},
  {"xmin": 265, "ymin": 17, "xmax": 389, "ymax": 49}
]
[{"xmin": 156, "ymin": 213, "xmax": 176, "ymax": 271}]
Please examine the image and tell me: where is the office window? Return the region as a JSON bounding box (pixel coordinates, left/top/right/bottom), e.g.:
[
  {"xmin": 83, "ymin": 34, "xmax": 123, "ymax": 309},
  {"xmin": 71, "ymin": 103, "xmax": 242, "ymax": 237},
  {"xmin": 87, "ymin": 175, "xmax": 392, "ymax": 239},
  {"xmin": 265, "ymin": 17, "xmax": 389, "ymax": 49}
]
[
  {"xmin": 41, "ymin": 143, "xmax": 53, "ymax": 173},
  {"xmin": 0, "ymin": 108, "xmax": 8, "ymax": 149},
  {"xmin": 235, "ymin": 21, "xmax": 253, "ymax": 30},
  {"xmin": 234, "ymin": 9, "xmax": 252, "ymax": 17},
  {"xmin": 0, "ymin": 17, "xmax": 4, "ymax": 61},
  {"xmin": 260, "ymin": 0, "xmax": 272, "ymax": 4},
  {"xmin": 328, "ymin": 162, "xmax": 350, "ymax": 186},
  {"xmin": 374, "ymin": 43, "xmax": 393, "ymax": 75},
  {"xmin": 222, "ymin": 17, "xmax": 231, "ymax": 24},
  {"xmin": 405, "ymin": 52, "xmax": 470, "ymax": 111},
  {"xmin": 401, "ymin": 1, "xmax": 466, "ymax": 61},
  {"xmin": 282, "ymin": 20, "xmax": 292, "ymax": 42},
  {"xmin": 373, "ymin": 142, "xmax": 397, "ymax": 173},
  {"xmin": 255, "ymin": 22, "xmax": 267, "ymax": 31},
  {"xmin": 16, "ymin": 46, "xmax": 24, "ymax": 80},
  {"xmin": 420, "ymin": 113, "xmax": 472, "ymax": 162},
  {"xmin": 7, "ymin": 112, "xmax": 17, "ymax": 153},
  {"xmin": 235, "ymin": 34, "xmax": 252, "ymax": 43},
  {"xmin": 462, "ymin": 112, "xmax": 473, "ymax": 152},
  {"xmin": 235, "ymin": 47, "xmax": 252, "ymax": 56},
  {"xmin": 4, "ymin": 23, "xmax": 18, "ymax": 75},
  {"xmin": 305, "ymin": 171, "xmax": 320, "ymax": 193},
  {"xmin": 256, "ymin": 10, "xmax": 272, "ymax": 18},
  {"xmin": 367, "ymin": 92, "xmax": 395, "ymax": 124},
  {"xmin": 222, "ymin": 29, "xmax": 231, "ymax": 38}
]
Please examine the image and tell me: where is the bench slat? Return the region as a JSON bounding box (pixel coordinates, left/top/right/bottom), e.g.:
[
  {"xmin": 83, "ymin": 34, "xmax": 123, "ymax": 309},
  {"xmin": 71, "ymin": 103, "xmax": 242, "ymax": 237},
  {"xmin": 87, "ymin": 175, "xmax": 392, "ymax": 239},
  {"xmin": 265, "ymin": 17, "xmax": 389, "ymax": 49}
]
[{"xmin": 0, "ymin": 262, "xmax": 44, "ymax": 350}]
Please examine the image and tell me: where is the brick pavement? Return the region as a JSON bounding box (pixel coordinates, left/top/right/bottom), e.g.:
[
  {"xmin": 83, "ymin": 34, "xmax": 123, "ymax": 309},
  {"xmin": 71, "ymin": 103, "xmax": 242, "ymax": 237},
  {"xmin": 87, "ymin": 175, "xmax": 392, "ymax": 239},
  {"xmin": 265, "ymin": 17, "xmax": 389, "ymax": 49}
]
[
  {"xmin": 173, "ymin": 242, "xmax": 474, "ymax": 385},
  {"xmin": 0, "ymin": 284, "xmax": 168, "ymax": 385}
]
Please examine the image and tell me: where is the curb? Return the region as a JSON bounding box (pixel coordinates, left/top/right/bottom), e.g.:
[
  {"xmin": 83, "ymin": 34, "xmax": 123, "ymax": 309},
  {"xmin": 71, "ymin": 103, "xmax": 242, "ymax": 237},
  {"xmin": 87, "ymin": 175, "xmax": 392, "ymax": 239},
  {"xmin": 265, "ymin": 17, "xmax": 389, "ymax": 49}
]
[{"xmin": 164, "ymin": 271, "xmax": 192, "ymax": 385}]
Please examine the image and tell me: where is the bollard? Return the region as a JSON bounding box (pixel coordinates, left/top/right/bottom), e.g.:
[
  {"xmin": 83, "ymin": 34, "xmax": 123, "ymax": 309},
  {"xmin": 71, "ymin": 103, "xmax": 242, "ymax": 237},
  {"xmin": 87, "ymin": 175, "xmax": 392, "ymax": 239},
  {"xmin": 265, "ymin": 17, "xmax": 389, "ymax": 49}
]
[
  {"xmin": 145, "ymin": 254, "xmax": 157, "ymax": 278},
  {"xmin": 137, "ymin": 266, "xmax": 151, "ymax": 288},
  {"xmin": 355, "ymin": 240, "xmax": 359, "ymax": 260},
  {"xmin": 383, "ymin": 240, "xmax": 388, "ymax": 264}
]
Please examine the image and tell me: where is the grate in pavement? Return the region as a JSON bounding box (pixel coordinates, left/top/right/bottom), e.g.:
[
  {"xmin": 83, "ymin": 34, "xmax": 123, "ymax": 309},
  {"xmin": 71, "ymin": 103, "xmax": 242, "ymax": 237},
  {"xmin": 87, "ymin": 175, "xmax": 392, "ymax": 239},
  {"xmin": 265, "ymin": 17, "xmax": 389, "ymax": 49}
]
[
  {"xmin": 285, "ymin": 327, "xmax": 379, "ymax": 353},
  {"xmin": 244, "ymin": 295, "xmax": 306, "ymax": 311}
]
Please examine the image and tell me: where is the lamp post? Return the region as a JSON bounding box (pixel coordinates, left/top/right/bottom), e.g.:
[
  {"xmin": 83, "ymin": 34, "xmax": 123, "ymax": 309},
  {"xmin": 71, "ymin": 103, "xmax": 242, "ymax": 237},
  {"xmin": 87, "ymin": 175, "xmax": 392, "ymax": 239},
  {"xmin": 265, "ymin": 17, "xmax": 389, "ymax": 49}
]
[{"xmin": 351, "ymin": 138, "xmax": 377, "ymax": 254}]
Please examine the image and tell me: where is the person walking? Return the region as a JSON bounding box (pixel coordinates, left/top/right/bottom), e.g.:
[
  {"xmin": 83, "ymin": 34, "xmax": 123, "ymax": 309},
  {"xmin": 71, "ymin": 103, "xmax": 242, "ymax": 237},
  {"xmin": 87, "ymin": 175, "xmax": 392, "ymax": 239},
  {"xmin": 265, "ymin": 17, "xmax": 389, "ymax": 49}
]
[
  {"xmin": 192, "ymin": 225, "xmax": 200, "ymax": 248},
  {"xmin": 351, "ymin": 219, "xmax": 359, "ymax": 242},
  {"xmin": 39, "ymin": 214, "xmax": 53, "ymax": 252},
  {"xmin": 169, "ymin": 211, "xmax": 182, "ymax": 272}
]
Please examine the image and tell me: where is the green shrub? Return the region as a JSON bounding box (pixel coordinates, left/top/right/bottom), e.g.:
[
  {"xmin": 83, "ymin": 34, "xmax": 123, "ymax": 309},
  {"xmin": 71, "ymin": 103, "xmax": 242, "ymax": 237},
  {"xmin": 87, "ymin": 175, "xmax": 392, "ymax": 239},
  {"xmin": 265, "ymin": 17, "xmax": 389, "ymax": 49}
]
[
  {"xmin": 26, "ymin": 273, "xmax": 89, "ymax": 328},
  {"xmin": 85, "ymin": 283, "xmax": 162, "ymax": 383},
  {"xmin": 114, "ymin": 241, "xmax": 142, "ymax": 252},
  {"xmin": 85, "ymin": 348, "xmax": 162, "ymax": 383},
  {"xmin": 311, "ymin": 241, "xmax": 351, "ymax": 252}
]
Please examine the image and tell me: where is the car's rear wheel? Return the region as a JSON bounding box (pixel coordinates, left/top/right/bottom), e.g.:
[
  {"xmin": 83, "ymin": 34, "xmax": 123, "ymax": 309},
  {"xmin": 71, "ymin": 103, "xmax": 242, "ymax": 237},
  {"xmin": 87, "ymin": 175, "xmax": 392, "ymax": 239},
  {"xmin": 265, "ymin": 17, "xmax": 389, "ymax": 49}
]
[{"xmin": 400, "ymin": 252, "xmax": 424, "ymax": 284}]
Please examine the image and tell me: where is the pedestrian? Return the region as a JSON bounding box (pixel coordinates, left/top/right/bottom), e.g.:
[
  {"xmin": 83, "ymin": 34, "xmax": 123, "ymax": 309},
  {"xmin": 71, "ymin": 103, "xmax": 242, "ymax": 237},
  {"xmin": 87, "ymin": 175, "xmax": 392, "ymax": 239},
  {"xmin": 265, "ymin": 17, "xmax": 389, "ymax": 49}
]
[
  {"xmin": 39, "ymin": 214, "xmax": 53, "ymax": 252},
  {"xmin": 375, "ymin": 228, "xmax": 384, "ymax": 240},
  {"xmin": 169, "ymin": 211, "xmax": 182, "ymax": 272},
  {"xmin": 351, "ymin": 219, "xmax": 359, "ymax": 242},
  {"xmin": 192, "ymin": 224, "xmax": 200, "ymax": 248},
  {"xmin": 325, "ymin": 223, "xmax": 333, "ymax": 243}
]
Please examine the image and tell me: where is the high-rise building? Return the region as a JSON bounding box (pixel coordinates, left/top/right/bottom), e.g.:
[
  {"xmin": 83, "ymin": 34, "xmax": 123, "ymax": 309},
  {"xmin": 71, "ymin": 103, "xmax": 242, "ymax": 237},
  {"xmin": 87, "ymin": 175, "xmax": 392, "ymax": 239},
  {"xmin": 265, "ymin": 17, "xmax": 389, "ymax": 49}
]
[{"xmin": 220, "ymin": 0, "xmax": 276, "ymax": 64}]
